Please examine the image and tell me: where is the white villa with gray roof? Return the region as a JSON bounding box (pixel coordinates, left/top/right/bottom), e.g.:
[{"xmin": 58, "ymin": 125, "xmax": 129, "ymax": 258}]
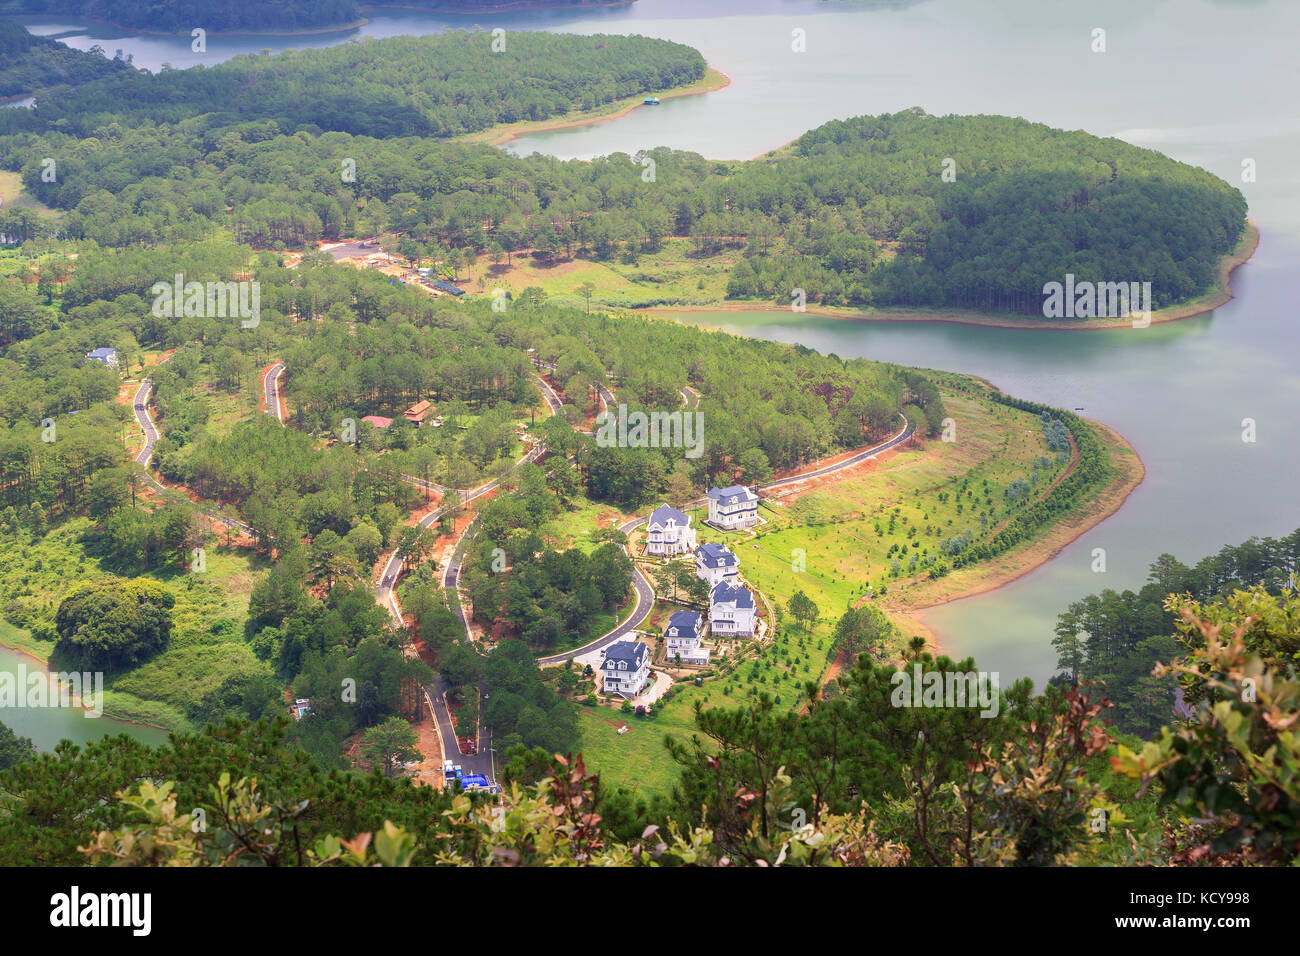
[
  {"xmin": 664, "ymin": 610, "xmax": 709, "ymax": 665},
  {"xmin": 695, "ymin": 541, "xmax": 739, "ymax": 587},
  {"xmin": 86, "ymin": 347, "xmax": 119, "ymax": 369},
  {"xmin": 645, "ymin": 503, "xmax": 697, "ymax": 557},
  {"xmin": 601, "ymin": 640, "xmax": 651, "ymax": 697},
  {"xmin": 706, "ymin": 485, "xmax": 759, "ymax": 530},
  {"xmin": 709, "ymin": 580, "xmax": 756, "ymax": 637}
]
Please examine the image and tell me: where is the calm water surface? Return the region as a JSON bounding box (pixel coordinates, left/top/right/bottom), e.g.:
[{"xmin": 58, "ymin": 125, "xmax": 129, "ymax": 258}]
[{"xmin": 0, "ymin": 645, "xmax": 171, "ymax": 750}]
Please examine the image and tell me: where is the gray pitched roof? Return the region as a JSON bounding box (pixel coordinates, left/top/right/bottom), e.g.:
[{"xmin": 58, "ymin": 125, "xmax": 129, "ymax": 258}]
[
  {"xmin": 666, "ymin": 610, "xmax": 702, "ymax": 635},
  {"xmin": 602, "ymin": 640, "xmax": 647, "ymax": 669},
  {"xmin": 648, "ymin": 504, "xmax": 690, "ymax": 528},
  {"xmin": 695, "ymin": 542, "xmax": 738, "ymax": 568},
  {"xmin": 707, "ymin": 485, "xmax": 757, "ymax": 502},
  {"xmin": 710, "ymin": 581, "xmax": 755, "ymax": 609}
]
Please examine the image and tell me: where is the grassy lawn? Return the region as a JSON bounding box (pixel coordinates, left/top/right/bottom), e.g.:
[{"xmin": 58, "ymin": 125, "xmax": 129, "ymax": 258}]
[
  {"xmin": 576, "ymin": 703, "xmax": 698, "ymax": 800},
  {"xmin": 0, "ymin": 516, "xmax": 270, "ymax": 729},
  {"xmin": 0, "ymin": 170, "xmax": 59, "ymax": 220},
  {"xmin": 738, "ymin": 392, "xmax": 1065, "ymax": 617},
  {"xmin": 541, "ymin": 499, "xmax": 631, "ymax": 554},
  {"xmin": 0, "ymin": 616, "xmax": 47, "ymax": 662},
  {"xmin": 464, "ymin": 238, "xmax": 741, "ymax": 310},
  {"xmin": 201, "ymin": 382, "xmax": 260, "ymax": 439}
]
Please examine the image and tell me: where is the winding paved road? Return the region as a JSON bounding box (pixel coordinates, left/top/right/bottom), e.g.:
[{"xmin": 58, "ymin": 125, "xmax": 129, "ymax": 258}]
[
  {"xmin": 372, "ymin": 371, "xmax": 559, "ymax": 785},
  {"xmin": 536, "ymin": 515, "xmax": 654, "ymax": 666},
  {"xmin": 131, "ymin": 367, "xmax": 255, "ymax": 535},
  {"xmin": 132, "ymin": 377, "xmax": 161, "ymax": 469},
  {"xmin": 757, "ymin": 415, "xmax": 913, "ymax": 493},
  {"xmin": 264, "ymin": 361, "xmax": 285, "ymax": 422}
]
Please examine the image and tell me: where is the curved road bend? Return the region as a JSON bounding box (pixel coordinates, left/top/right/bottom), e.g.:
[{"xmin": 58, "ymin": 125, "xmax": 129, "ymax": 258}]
[
  {"xmin": 132, "ymin": 377, "xmax": 162, "ymax": 469},
  {"xmin": 378, "ymin": 474, "xmax": 512, "ymax": 783},
  {"xmin": 758, "ymin": 415, "xmax": 913, "ymax": 493},
  {"xmin": 132, "ymin": 371, "xmax": 255, "ymax": 535},
  {"xmin": 382, "ymin": 378, "xmax": 912, "ymax": 778},
  {"xmin": 262, "ymin": 362, "xmax": 454, "ymax": 496},
  {"xmin": 374, "ymin": 372, "xmax": 561, "ymax": 783},
  {"xmin": 535, "ymin": 515, "xmax": 654, "ymax": 666}
]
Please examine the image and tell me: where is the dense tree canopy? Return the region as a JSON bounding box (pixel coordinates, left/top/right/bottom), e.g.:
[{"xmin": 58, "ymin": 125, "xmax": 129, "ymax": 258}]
[
  {"xmin": 0, "ymin": 0, "xmax": 621, "ymax": 34},
  {"xmin": 0, "ymin": 62, "xmax": 1245, "ymax": 318},
  {"xmin": 1052, "ymin": 528, "xmax": 1300, "ymax": 736},
  {"xmin": 0, "ymin": 19, "xmax": 131, "ymax": 97},
  {"xmin": 0, "ymin": 720, "xmax": 35, "ymax": 771},
  {"xmin": 30, "ymin": 31, "xmax": 704, "ymax": 138},
  {"xmin": 0, "ymin": 0, "xmax": 360, "ymax": 32},
  {"xmin": 53, "ymin": 575, "xmax": 175, "ymax": 670}
]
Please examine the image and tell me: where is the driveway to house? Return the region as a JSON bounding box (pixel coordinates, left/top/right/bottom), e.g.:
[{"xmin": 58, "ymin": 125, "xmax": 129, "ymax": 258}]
[
  {"xmin": 631, "ymin": 670, "xmax": 674, "ymax": 708},
  {"xmin": 545, "ymin": 414, "xmax": 915, "ymax": 668}
]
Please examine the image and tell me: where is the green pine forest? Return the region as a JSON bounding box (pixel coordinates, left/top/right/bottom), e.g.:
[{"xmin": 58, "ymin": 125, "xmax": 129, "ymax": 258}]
[{"xmin": 0, "ymin": 28, "xmax": 1244, "ymax": 316}]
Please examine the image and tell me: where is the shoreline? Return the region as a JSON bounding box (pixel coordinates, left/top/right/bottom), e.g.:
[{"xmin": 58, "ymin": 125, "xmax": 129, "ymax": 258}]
[
  {"xmin": 7, "ymin": 13, "xmax": 372, "ymax": 40},
  {"xmin": 7, "ymin": 1, "xmax": 635, "ymax": 42},
  {"xmin": 891, "ymin": 417, "xmax": 1146, "ymax": 653},
  {"xmin": 644, "ymin": 219, "xmax": 1259, "ymax": 332},
  {"xmin": 0, "ymin": 638, "xmax": 172, "ymax": 733},
  {"xmin": 472, "ymin": 65, "xmax": 731, "ymax": 148}
]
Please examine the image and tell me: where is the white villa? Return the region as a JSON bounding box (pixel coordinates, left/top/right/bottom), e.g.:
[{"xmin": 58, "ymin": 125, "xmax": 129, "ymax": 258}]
[
  {"xmin": 695, "ymin": 541, "xmax": 739, "ymax": 587},
  {"xmin": 706, "ymin": 485, "xmax": 759, "ymax": 530},
  {"xmin": 710, "ymin": 581, "xmax": 757, "ymax": 638},
  {"xmin": 86, "ymin": 347, "xmax": 119, "ymax": 369},
  {"xmin": 664, "ymin": 610, "xmax": 709, "ymax": 665},
  {"xmin": 601, "ymin": 640, "xmax": 651, "ymax": 697},
  {"xmin": 645, "ymin": 503, "xmax": 697, "ymax": 557}
]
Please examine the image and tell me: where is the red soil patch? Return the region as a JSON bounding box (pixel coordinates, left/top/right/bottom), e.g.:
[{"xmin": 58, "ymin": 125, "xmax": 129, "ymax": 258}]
[
  {"xmin": 582, "ymin": 708, "xmax": 628, "ymax": 730},
  {"xmin": 410, "ymin": 714, "xmax": 446, "ymax": 789},
  {"xmin": 819, "ymin": 648, "xmax": 851, "ymax": 692}
]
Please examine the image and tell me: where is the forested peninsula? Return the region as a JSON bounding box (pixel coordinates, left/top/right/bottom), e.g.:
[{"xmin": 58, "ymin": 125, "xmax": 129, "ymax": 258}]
[
  {"xmin": 0, "ymin": 18, "xmax": 131, "ymax": 97},
  {"xmin": 0, "ymin": 28, "xmax": 1246, "ymax": 323}
]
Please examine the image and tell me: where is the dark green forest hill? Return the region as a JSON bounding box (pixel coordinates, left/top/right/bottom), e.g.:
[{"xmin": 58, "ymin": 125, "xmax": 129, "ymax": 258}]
[
  {"xmin": 0, "ymin": 18, "xmax": 131, "ymax": 97},
  {"xmin": 0, "ymin": 28, "xmax": 1244, "ymax": 317},
  {"xmin": 29, "ymin": 31, "xmax": 706, "ymax": 137}
]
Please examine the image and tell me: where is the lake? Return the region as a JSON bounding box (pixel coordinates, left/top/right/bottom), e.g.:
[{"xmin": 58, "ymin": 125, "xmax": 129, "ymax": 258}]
[
  {"xmin": 7, "ymin": 0, "xmax": 1299, "ymax": 689},
  {"xmin": 0, "ymin": 644, "xmax": 171, "ymax": 751}
]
